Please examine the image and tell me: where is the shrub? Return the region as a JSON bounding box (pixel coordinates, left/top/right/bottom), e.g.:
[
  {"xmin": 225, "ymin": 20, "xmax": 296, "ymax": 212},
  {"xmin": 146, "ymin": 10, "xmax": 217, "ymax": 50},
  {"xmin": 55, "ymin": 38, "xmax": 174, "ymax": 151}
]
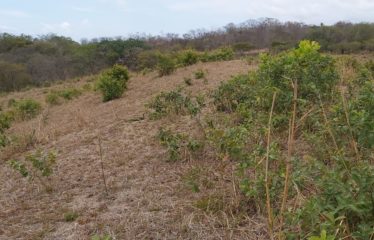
[
  {"xmin": 194, "ymin": 69, "xmax": 205, "ymax": 79},
  {"xmin": 147, "ymin": 88, "xmax": 203, "ymax": 119},
  {"xmin": 201, "ymin": 47, "xmax": 234, "ymax": 62},
  {"xmin": 8, "ymin": 149, "xmax": 57, "ymax": 190},
  {"xmin": 157, "ymin": 55, "xmax": 176, "ymax": 76},
  {"xmin": 96, "ymin": 64, "xmax": 129, "ymax": 102},
  {"xmin": 13, "ymin": 99, "xmax": 42, "ymax": 120},
  {"xmin": 157, "ymin": 128, "xmax": 203, "ymax": 162},
  {"xmin": 46, "ymin": 88, "xmax": 82, "ymax": 105},
  {"xmin": 177, "ymin": 49, "xmax": 200, "ymax": 67}
]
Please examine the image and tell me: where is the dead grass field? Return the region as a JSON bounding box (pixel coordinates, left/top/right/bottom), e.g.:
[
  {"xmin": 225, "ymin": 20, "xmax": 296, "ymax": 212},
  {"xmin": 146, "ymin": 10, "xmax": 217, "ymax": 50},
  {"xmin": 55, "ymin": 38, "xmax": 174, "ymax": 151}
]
[{"xmin": 0, "ymin": 60, "xmax": 268, "ymax": 239}]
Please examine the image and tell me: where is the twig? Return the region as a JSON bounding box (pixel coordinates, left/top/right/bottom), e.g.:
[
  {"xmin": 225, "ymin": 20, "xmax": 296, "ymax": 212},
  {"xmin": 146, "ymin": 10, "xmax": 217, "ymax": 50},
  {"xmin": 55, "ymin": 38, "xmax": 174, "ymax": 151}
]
[
  {"xmin": 98, "ymin": 136, "xmax": 109, "ymax": 196},
  {"xmin": 340, "ymin": 90, "xmax": 360, "ymax": 161},
  {"xmin": 318, "ymin": 95, "xmax": 338, "ymax": 150},
  {"xmin": 265, "ymin": 91, "xmax": 277, "ymax": 239},
  {"xmin": 280, "ymin": 79, "xmax": 298, "ymax": 232}
]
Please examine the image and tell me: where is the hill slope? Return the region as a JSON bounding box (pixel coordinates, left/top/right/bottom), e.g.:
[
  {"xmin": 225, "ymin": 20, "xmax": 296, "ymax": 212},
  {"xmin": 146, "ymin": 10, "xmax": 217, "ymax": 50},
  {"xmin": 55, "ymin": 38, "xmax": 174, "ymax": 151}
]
[{"xmin": 1, "ymin": 60, "xmax": 267, "ymax": 239}]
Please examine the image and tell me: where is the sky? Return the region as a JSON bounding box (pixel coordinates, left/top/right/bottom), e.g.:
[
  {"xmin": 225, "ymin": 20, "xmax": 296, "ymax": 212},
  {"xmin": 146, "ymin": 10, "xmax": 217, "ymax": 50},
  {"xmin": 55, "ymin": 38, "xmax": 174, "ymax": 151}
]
[{"xmin": 1, "ymin": 0, "xmax": 374, "ymax": 41}]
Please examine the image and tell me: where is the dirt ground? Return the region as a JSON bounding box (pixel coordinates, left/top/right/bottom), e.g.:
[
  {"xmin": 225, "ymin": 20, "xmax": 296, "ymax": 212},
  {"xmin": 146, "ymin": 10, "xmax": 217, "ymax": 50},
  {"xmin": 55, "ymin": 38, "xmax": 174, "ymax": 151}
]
[{"xmin": 0, "ymin": 60, "xmax": 268, "ymax": 240}]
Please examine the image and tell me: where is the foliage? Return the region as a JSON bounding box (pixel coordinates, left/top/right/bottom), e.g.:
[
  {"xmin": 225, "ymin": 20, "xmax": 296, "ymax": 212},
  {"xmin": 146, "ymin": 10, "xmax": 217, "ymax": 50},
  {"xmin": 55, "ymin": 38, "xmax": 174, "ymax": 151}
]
[
  {"xmin": 8, "ymin": 149, "xmax": 57, "ymax": 189},
  {"xmin": 201, "ymin": 47, "xmax": 234, "ymax": 62},
  {"xmin": 157, "ymin": 54, "xmax": 176, "ymax": 76},
  {"xmin": 157, "ymin": 128, "xmax": 203, "ymax": 162},
  {"xmin": 64, "ymin": 211, "xmax": 79, "ymax": 222},
  {"xmin": 96, "ymin": 64, "xmax": 129, "ymax": 102},
  {"xmin": 194, "ymin": 69, "xmax": 206, "ymax": 79},
  {"xmin": 147, "ymin": 88, "xmax": 203, "ymax": 119},
  {"xmin": 12, "ymin": 99, "xmax": 42, "ymax": 120},
  {"xmin": 46, "ymin": 88, "xmax": 82, "ymax": 105},
  {"xmin": 177, "ymin": 49, "xmax": 200, "ymax": 66}
]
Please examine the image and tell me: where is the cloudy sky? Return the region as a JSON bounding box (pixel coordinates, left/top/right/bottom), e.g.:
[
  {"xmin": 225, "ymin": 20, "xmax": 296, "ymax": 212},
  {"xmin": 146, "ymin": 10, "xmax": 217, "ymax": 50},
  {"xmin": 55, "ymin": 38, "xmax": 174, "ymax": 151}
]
[{"xmin": 1, "ymin": 0, "xmax": 374, "ymax": 41}]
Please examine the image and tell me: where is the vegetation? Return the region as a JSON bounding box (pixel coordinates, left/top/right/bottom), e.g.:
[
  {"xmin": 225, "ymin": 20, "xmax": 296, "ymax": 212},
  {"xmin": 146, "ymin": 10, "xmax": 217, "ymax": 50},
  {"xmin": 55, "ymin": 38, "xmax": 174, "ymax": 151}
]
[
  {"xmin": 46, "ymin": 88, "xmax": 82, "ymax": 105},
  {"xmin": 96, "ymin": 65, "xmax": 130, "ymax": 102},
  {"xmin": 146, "ymin": 88, "xmax": 204, "ymax": 119},
  {"xmin": 12, "ymin": 99, "xmax": 42, "ymax": 120},
  {"xmin": 157, "ymin": 128, "xmax": 203, "ymax": 162},
  {"xmin": 8, "ymin": 149, "xmax": 57, "ymax": 190},
  {"xmin": 153, "ymin": 40, "xmax": 374, "ymax": 238}
]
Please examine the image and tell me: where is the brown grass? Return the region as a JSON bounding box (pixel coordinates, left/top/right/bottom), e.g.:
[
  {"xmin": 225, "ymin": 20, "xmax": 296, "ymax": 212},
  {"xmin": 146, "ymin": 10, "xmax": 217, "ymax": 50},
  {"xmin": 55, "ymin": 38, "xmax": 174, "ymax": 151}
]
[{"xmin": 0, "ymin": 60, "xmax": 268, "ymax": 239}]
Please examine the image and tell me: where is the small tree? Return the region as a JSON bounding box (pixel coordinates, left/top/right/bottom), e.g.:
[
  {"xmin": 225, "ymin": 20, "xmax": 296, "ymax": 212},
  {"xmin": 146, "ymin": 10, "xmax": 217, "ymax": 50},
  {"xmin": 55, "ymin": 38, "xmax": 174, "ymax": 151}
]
[{"xmin": 97, "ymin": 64, "xmax": 129, "ymax": 102}]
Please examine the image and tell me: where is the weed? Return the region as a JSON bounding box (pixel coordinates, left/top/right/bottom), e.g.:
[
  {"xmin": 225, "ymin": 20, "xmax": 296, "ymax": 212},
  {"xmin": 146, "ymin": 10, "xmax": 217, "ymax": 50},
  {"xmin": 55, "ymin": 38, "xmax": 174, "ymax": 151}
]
[
  {"xmin": 157, "ymin": 128, "xmax": 203, "ymax": 162},
  {"xmin": 64, "ymin": 211, "xmax": 79, "ymax": 222},
  {"xmin": 184, "ymin": 77, "xmax": 192, "ymax": 86},
  {"xmin": 8, "ymin": 149, "xmax": 57, "ymax": 190},
  {"xmin": 194, "ymin": 69, "xmax": 205, "ymax": 79},
  {"xmin": 13, "ymin": 99, "xmax": 42, "ymax": 120},
  {"xmin": 147, "ymin": 88, "xmax": 203, "ymax": 119}
]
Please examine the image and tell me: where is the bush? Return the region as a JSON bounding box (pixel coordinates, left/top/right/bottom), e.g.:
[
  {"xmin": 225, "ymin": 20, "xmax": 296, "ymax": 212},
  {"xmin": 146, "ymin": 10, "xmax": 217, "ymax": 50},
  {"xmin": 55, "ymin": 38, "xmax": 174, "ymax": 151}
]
[
  {"xmin": 157, "ymin": 55, "xmax": 176, "ymax": 76},
  {"xmin": 201, "ymin": 47, "xmax": 234, "ymax": 62},
  {"xmin": 96, "ymin": 64, "xmax": 129, "ymax": 102},
  {"xmin": 46, "ymin": 88, "xmax": 83, "ymax": 105},
  {"xmin": 157, "ymin": 128, "xmax": 203, "ymax": 161},
  {"xmin": 194, "ymin": 69, "xmax": 205, "ymax": 79},
  {"xmin": 13, "ymin": 99, "xmax": 42, "ymax": 120},
  {"xmin": 8, "ymin": 149, "xmax": 57, "ymax": 190},
  {"xmin": 177, "ymin": 49, "xmax": 200, "ymax": 67},
  {"xmin": 146, "ymin": 88, "xmax": 203, "ymax": 119}
]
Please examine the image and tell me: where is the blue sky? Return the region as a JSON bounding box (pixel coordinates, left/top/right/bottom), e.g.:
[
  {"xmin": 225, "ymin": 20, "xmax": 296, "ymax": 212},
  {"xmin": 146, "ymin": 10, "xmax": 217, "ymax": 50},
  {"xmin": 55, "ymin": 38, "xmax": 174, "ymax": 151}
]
[{"xmin": 1, "ymin": 0, "xmax": 374, "ymax": 41}]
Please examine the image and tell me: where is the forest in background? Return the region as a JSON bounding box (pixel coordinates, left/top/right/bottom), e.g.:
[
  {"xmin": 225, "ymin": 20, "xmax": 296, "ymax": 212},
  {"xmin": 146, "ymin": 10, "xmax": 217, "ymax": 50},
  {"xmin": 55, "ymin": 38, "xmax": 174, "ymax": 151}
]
[{"xmin": 1, "ymin": 18, "xmax": 374, "ymax": 92}]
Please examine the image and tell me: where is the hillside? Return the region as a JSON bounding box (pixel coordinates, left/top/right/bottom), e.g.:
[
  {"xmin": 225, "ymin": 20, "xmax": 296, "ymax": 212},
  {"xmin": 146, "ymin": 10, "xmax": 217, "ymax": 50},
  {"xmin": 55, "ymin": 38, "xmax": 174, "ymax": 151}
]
[
  {"xmin": 0, "ymin": 60, "xmax": 263, "ymax": 239},
  {"xmin": 1, "ymin": 41, "xmax": 374, "ymax": 240}
]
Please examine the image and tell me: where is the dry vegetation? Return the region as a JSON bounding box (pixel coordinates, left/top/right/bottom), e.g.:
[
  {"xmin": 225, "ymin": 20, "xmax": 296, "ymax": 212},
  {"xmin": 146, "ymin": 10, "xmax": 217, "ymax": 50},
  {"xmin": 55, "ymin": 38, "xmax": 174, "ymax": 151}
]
[{"xmin": 1, "ymin": 60, "xmax": 263, "ymax": 239}]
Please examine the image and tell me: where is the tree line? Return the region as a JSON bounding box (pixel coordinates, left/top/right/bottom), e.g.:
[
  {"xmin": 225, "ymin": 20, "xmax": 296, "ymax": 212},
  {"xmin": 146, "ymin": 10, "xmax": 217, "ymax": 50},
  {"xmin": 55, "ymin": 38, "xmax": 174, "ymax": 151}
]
[{"xmin": 1, "ymin": 18, "xmax": 373, "ymax": 92}]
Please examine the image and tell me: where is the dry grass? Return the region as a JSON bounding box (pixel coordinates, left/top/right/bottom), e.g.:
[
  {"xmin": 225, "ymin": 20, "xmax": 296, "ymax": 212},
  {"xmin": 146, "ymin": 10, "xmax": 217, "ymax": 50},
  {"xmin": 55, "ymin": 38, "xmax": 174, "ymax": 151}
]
[{"xmin": 0, "ymin": 60, "xmax": 268, "ymax": 239}]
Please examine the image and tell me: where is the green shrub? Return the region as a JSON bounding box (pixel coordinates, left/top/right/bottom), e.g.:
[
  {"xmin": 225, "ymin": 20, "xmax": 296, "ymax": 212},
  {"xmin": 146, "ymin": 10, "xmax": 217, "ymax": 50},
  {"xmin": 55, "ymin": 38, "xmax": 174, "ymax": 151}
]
[
  {"xmin": 194, "ymin": 69, "xmax": 205, "ymax": 79},
  {"xmin": 201, "ymin": 47, "xmax": 234, "ymax": 62},
  {"xmin": 59, "ymin": 88, "xmax": 82, "ymax": 100},
  {"xmin": 13, "ymin": 99, "xmax": 42, "ymax": 120},
  {"xmin": 46, "ymin": 88, "xmax": 82, "ymax": 105},
  {"xmin": 157, "ymin": 128, "xmax": 203, "ymax": 162},
  {"xmin": 8, "ymin": 149, "xmax": 57, "ymax": 190},
  {"xmin": 97, "ymin": 64, "xmax": 129, "ymax": 102},
  {"xmin": 45, "ymin": 92, "xmax": 61, "ymax": 105},
  {"xmin": 177, "ymin": 49, "xmax": 200, "ymax": 67},
  {"xmin": 147, "ymin": 88, "xmax": 203, "ymax": 119},
  {"xmin": 157, "ymin": 55, "xmax": 176, "ymax": 76}
]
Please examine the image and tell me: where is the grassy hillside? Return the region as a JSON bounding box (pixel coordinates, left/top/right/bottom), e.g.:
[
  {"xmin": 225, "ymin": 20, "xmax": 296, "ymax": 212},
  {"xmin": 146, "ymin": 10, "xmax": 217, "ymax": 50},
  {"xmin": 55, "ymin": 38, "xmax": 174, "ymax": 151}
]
[{"xmin": 0, "ymin": 41, "xmax": 373, "ymax": 239}]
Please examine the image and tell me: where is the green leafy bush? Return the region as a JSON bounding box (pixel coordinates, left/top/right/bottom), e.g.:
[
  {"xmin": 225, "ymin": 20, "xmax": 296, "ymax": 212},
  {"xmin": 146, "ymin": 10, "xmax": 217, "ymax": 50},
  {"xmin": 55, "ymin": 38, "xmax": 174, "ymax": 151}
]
[
  {"xmin": 13, "ymin": 99, "xmax": 42, "ymax": 120},
  {"xmin": 147, "ymin": 88, "xmax": 203, "ymax": 119},
  {"xmin": 46, "ymin": 88, "xmax": 83, "ymax": 105},
  {"xmin": 157, "ymin": 55, "xmax": 176, "ymax": 76},
  {"xmin": 201, "ymin": 47, "xmax": 234, "ymax": 62},
  {"xmin": 157, "ymin": 128, "xmax": 203, "ymax": 162},
  {"xmin": 177, "ymin": 49, "xmax": 200, "ymax": 66},
  {"xmin": 8, "ymin": 149, "xmax": 57, "ymax": 190},
  {"xmin": 96, "ymin": 64, "xmax": 129, "ymax": 102}
]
